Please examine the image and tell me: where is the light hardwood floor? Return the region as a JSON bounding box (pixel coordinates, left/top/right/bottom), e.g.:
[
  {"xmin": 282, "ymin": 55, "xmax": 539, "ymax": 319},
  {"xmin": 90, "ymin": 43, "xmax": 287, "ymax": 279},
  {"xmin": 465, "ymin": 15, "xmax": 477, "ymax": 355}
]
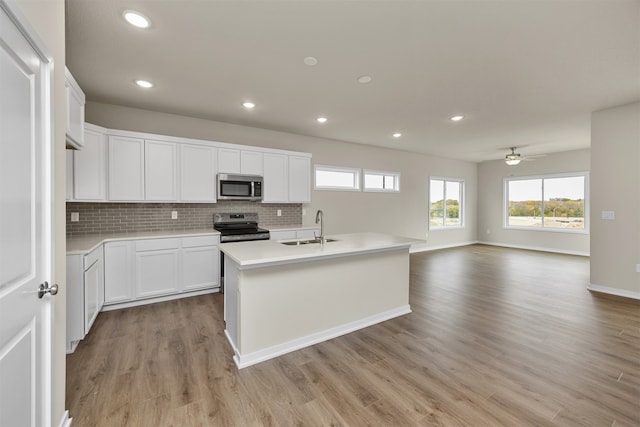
[{"xmin": 66, "ymin": 245, "xmax": 640, "ymax": 426}]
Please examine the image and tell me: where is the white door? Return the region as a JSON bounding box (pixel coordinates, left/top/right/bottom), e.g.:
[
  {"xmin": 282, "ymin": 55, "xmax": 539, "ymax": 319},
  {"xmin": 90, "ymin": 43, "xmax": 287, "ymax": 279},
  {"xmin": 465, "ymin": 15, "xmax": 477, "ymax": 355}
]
[{"xmin": 0, "ymin": 2, "xmax": 54, "ymax": 426}]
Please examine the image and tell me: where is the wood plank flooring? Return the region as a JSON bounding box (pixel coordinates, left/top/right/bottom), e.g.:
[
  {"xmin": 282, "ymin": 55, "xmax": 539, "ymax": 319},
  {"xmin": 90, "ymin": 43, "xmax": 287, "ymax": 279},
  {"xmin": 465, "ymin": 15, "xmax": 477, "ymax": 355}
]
[{"xmin": 66, "ymin": 244, "xmax": 640, "ymax": 426}]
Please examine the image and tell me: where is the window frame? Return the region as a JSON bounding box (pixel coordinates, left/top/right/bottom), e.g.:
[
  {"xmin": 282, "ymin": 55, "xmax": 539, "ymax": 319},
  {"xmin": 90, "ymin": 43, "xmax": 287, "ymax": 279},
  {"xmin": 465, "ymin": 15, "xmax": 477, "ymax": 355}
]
[
  {"xmin": 503, "ymin": 172, "xmax": 590, "ymax": 234},
  {"xmin": 314, "ymin": 164, "xmax": 361, "ymax": 192},
  {"xmin": 429, "ymin": 176, "xmax": 465, "ymax": 230},
  {"xmin": 363, "ymin": 169, "xmax": 400, "ymax": 193}
]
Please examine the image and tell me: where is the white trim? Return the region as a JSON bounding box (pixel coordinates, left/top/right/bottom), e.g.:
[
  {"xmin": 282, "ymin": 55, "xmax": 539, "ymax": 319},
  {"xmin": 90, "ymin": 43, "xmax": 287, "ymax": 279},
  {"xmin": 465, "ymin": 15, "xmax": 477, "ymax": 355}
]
[
  {"xmin": 587, "ymin": 283, "xmax": 640, "ymax": 300},
  {"xmin": 229, "ymin": 305, "xmax": 411, "ymax": 369},
  {"xmin": 477, "ymin": 240, "xmax": 589, "ymax": 257},
  {"xmin": 57, "ymin": 410, "xmax": 72, "ymax": 427},
  {"xmin": 410, "ymin": 241, "xmax": 478, "ymax": 253}
]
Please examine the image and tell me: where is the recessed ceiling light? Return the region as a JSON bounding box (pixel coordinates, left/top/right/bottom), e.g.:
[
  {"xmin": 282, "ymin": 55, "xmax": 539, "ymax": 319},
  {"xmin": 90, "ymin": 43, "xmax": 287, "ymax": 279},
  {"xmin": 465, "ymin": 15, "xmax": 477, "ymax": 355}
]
[
  {"xmin": 450, "ymin": 115, "xmax": 464, "ymax": 122},
  {"xmin": 242, "ymin": 101, "xmax": 256, "ymax": 109},
  {"xmin": 303, "ymin": 56, "xmax": 318, "ymax": 66},
  {"xmin": 358, "ymin": 75, "xmax": 372, "ymax": 84},
  {"xmin": 123, "ymin": 10, "xmax": 150, "ymax": 28},
  {"xmin": 135, "ymin": 80, "xmax": 154, "ymax": 88},
  {"xmin": 316, "ymin": 117, "xmax": 328, "ymax": 124},
  {"xmin": 392, "ymin": 133, "xmax": 402, "ymax": 138}
]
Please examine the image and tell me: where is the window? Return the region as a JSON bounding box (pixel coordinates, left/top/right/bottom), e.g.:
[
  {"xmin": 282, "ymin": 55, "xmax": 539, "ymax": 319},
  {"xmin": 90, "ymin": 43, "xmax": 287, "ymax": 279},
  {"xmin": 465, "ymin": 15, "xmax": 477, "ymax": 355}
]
[
  {"xmin": 505, "ymin": 173, "xmax": 588, "ymax": 232},
  {"xmin": 364, "ymin": 170, "xmax": 400, "ymax": 192},
  {"xmin": 314, "ymin": 165, "xmax": 360, "ymax": 191},
  {"xmin": 430, "ymin": 178, "xmax": 464, "ymax": 228}
]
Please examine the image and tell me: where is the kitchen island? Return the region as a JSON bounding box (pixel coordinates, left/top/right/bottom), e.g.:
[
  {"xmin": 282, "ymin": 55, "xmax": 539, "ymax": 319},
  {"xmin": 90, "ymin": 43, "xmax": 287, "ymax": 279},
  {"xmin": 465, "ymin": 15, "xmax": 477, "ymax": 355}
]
[{"xmin": 220, "ymin": 232, "xmax": 420, "ymax": 368}]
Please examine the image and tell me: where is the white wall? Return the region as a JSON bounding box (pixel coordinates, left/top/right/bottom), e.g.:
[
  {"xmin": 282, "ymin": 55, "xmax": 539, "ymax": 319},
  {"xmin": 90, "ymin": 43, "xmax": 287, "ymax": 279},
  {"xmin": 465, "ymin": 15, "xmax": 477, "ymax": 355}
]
[
  {"xmin": 86, "ymin": 102, "xmax": 478, "ymax": 248},
  {"xmin": 477, "ymin": 148, "xmax": 591, "ymax": 255},
  {"xmin": 15, "ymin": 0, "xmax": 67, "ymax": 423},
  {"xmin": 590, "ymin": 102, "xmax": 640, "ymax": 298}
]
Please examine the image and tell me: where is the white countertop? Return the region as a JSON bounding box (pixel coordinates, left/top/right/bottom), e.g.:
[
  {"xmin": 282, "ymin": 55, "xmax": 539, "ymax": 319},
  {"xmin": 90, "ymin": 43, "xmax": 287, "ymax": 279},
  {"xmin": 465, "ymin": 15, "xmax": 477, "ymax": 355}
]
[
  {"xmin": 262, "ymin": 224, "xmax": 319, "ymax": 232},
  {"xmin": 66, "ymin": 229, "xmax": 220, "ymax": 255},
  {"xmin": 220, "ymin": 232, "xmax": 423, "ymax": 268}
]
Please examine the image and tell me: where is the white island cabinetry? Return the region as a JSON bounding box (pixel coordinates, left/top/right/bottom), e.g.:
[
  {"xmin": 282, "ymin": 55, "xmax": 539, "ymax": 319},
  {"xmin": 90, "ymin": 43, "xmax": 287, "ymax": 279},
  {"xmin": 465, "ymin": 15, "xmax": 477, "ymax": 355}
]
[{"xmin": 222, "ymin": 232, "xmax": 419, "ymax": 368}]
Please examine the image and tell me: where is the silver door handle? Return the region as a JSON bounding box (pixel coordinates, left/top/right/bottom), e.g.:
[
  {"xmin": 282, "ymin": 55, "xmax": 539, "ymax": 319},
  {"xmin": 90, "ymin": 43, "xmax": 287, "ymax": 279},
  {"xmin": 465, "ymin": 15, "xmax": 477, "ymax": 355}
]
[{"xmin": 38, "ymin": 281, "xmax": 58, "ymax": 299}]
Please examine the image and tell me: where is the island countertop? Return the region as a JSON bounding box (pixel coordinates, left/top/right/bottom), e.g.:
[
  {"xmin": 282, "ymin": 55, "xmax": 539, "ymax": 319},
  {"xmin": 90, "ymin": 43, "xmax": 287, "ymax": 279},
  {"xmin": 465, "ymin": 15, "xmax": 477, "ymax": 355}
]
[{"xmin": 220, "ymin": 232, "xmax": 423, "ymax": 268}]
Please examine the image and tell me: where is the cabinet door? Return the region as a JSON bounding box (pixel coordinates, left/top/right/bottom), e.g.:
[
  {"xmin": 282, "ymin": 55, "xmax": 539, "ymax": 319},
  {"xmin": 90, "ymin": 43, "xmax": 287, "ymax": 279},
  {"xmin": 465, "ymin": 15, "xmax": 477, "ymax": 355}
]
[
  {"xmin": 104, "ymin": 241, "xmax": 135, "ymax": 304},
  {"xmin": 241, "ymin": 150, "xmax": 263, "ymax": 175},
  {"xmin": 65, "ymin": 68, "xmax": 85, "ymax": 149},
  {"xmin": 108, "ymin": 136, "xmax": 144, "ymax": 200},
  {"xmin": 263, "ymin": 153, "xmax": 288, "ymax": 203},
  {"xmin": 181, "ymin": 246, "xmax": 219, "ymax": 291},
  {"xmin": 73, "ymin": 127, "xmax": 107, "ymax": 200},
  {"xmin": 84, "ymin": 258, "xmax": 101, "ymax": 333},
  {"xmin": 180, "ymin": 144, "xmax": 217, "ymax": 202},
  {"xmin": 136, "ymin": 249, "xmax": 179, "ymax": 298},
  {"xmin": 66, "ymin": 255, "xmax": 85, "ymax": 346},
  {"xmin": 145, "ymin": 139, "xmax": 177, "ymax": 201},
  {"xmin": 218, "ymin": 148, "xmax": 241, "ymax": 173},
  {"xmin": 289, "ymin": 156, "xmax": 311, "ymax": 203}
]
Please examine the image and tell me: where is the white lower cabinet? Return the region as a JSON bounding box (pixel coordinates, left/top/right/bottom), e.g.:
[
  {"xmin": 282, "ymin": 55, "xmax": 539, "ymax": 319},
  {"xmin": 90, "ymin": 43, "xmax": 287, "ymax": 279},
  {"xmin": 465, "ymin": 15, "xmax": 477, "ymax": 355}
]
[
  {"xmin": 104, "ymin": 241, "xmax": 136, "ymax": 304},
  {"xmin": 66, "ymin": 245, "xmax": 104, "ymax": 353},
  {"xmin": 135, "ymin": 239, "xmax": 180, "ymax": 298},
  {"xmin": 182, "ymin": 236, "xmax": 220, "ymax": 291},
  {"xmin": 103, "ymin": 235, "xmax": 220, "ymax": 309}
]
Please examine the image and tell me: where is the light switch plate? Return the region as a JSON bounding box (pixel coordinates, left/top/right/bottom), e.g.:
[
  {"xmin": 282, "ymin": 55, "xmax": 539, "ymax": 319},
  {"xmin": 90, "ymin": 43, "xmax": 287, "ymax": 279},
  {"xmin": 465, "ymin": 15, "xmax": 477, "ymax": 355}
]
[
  {"xmin": 71, "ymin": 212, "xmax": 79, "ymax": 222},
  {"xmin": 171, "ymin": 211, "xmax": 178, "ymax": 219}
]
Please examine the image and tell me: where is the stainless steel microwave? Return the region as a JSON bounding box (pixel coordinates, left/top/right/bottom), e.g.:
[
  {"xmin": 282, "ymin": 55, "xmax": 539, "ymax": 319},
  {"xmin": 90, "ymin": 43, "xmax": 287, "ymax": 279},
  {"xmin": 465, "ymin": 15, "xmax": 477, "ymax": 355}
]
[{"xmin": 217, "ymin": 174, "xmax": 263, "ymax": 201}]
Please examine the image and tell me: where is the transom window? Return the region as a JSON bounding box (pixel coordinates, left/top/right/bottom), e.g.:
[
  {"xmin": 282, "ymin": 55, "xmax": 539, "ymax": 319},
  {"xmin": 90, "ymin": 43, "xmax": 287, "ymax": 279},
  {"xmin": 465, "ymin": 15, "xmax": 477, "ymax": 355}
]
[
  {"xmin": 429, "ymin": 178, "xmax": 464, "ymax": 228},
  {"xmin": 504, "ymin": 173, "xmax": 588, "ymax": 232},
  {"xmin": 314, "ymin": 165, "xmax": 360, "ymax": 191},
  {"xmin": 364, "ymin": 170, "xmax": 400, "ymax": 192}
]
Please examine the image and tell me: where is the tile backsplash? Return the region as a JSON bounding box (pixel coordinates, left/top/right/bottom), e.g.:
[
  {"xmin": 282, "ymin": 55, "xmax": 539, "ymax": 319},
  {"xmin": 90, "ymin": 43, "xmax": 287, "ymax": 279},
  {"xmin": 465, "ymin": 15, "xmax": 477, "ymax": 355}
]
[{"xmin": 66, "ymin": 201, "xmax": 302, "ymax": 237}]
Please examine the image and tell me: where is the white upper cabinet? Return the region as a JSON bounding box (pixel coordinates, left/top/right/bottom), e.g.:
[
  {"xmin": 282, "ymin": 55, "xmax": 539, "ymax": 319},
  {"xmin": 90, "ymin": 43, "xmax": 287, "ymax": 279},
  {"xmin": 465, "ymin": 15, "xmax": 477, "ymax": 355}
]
[
  {"xmin": 288, "ymin": 155, "xmax": 311, "ymax": 203},
  {"xmin": 65, "ymin": 68, "xmax": 86, "ymax": 149},
  {"xmin": 145, "ymin": 139, "xmax": 177, "ymax": 201},
  {"xmin": 263, "ymin": 153, "xmax": 288, "ymax": 203},
  {"xmin": 108, "ymin": 136, "xmax": 145, "ymax": 200},
  {"xmin": 241, "ymin": 150, "xmax": 263, "ymax": 175},
  {"xmin": 218, "ymin": 148, "xmax": 241, "ymax": 173},
  {"xmin": 73, "ymin": 125, "xmax": 107, "ymax": 201},
  {"xmin": 180, "ymin": 144, "xmax": 217, "ymax": 202}
]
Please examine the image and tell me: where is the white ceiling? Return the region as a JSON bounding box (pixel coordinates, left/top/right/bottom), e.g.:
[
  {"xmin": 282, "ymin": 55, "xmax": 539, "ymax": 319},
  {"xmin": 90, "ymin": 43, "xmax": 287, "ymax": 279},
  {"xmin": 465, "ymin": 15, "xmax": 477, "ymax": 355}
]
[{"xmin": 65, "ymin": 0, "xmax": 640, "ymax": 163}]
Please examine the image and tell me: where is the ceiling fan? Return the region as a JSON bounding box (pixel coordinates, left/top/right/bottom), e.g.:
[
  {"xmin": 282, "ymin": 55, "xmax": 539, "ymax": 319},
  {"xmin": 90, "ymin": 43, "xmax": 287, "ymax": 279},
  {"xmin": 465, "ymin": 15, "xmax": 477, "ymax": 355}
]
[{"xmin": 504, "ymin": 147, "xmax": 546, "ymax": 165}]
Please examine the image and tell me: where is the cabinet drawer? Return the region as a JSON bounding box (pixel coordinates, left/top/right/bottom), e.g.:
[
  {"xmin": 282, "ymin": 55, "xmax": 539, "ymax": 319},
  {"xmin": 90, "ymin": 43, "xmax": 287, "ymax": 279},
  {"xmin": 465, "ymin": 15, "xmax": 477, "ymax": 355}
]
[
  {"xmin": 182, "ymin": 235, "xmax": 220, "ymax": 248},
  {"xmin": 135, "ymin": 238, "xmax": 180, "ymax": 252},
  {"xmin": 83, "ymin": 245, "xmax": 103, "ymax": 270}
]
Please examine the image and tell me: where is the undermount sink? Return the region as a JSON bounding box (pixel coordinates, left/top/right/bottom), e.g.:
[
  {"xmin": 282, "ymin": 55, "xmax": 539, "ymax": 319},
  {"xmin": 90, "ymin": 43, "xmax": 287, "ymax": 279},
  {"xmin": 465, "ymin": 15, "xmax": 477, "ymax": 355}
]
[{"xmin": 280, "ymin": 238, "xmax": 339, "ymax": 246}]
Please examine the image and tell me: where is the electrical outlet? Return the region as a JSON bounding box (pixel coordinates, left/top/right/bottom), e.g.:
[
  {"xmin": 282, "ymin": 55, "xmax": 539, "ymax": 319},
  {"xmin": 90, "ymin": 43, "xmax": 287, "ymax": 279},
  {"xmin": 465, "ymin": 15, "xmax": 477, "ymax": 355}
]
[
  {"xmin": 71, "ymin": 212, "xmax": 79, "ymax": 222},
  {"xmin": 601, "ymin": 211, "xmax": 615, "ymax": 220},
  {"xmin": 171, "ymin": 211, "xmax": 178, "ymax": 219},
  {"xmin": 277, "ymin": 209, "xmax": 282, "ymax": 217}
]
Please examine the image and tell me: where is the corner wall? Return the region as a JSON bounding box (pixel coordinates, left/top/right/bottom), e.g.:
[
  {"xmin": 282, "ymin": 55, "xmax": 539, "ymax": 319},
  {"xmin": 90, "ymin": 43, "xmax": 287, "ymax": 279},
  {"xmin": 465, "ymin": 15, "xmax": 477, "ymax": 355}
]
[
  {"xmin": 85, "ymin": 102, "xmax": 478, "ymax": 248},
  {"xmin": 590, "ymin": 102, "xmax": 640, "ymax": 298},
  {"xmin": 477, "ymin": 148, "xmax": 591, "ymax": 255}
]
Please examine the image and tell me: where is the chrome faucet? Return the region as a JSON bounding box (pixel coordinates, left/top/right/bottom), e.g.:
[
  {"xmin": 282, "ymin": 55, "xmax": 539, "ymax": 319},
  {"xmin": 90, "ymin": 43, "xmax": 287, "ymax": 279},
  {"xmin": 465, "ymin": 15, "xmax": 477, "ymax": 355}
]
[{"xmin": 315, "ymin": 209, "xmax": 325, "ymax": 245}]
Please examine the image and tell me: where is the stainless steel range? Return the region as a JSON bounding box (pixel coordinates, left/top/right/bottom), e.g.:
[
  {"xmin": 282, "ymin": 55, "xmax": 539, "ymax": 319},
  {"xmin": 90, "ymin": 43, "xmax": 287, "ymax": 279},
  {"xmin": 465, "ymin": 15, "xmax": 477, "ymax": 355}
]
[{"xmin": 214, "ymin": 213, "xmax": 270, "ymax": 292}]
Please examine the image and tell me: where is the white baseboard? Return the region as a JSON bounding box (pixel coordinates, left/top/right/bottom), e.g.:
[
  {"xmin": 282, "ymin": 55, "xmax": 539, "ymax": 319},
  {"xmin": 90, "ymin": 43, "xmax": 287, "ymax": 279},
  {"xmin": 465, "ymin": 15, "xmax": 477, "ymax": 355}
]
[
  {"xmin": 410, "ymin": 240, "xmax": 478, "ymax": 253},
  {"xmin": 229, "ymin": 305, "xmax": 412, "ymax": 369},
  {"xmin": 477, "ymin": 240, "xmax": 590, "ymax": 257},
  {"xmin": 58, "ymin": 410, "xmax": 72, "ymax": 427},
  {"xmin": 587, "ymin": 283, "xmax": 640, "ymax": 300}
]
